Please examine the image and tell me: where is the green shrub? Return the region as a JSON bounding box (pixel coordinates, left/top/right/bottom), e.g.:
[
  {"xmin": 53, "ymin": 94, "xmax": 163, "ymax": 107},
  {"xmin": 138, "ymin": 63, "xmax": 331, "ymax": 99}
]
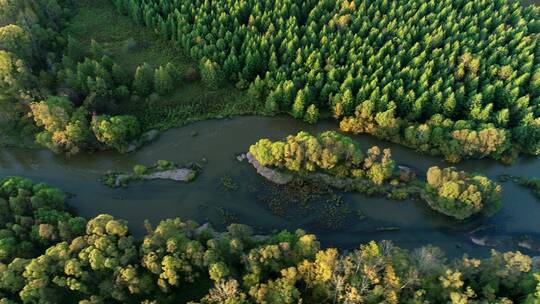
[
  {"xmin": 156, "ymin": 160, "xmax": 171, "ymax": 170},
  {"xmin": 133, "ymin": 164, "xmax": 147, "ymax": 175},
  {"xmin": 91, "ymin": 115, "xmax": 141, "ymax": 152}
]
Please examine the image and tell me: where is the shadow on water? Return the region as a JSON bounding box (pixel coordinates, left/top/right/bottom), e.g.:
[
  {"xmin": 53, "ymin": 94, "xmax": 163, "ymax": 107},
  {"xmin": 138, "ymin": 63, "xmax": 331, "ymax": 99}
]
[{"xmin": 1, "ymin": 116, "xmax": 540, "ymax": 257}]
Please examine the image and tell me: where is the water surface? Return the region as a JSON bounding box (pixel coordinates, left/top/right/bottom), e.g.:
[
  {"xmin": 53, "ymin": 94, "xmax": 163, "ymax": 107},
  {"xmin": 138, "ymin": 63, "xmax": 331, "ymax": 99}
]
[{"xmin": 1, "ymin": 116, "xmax": 539, "ymax": 257}]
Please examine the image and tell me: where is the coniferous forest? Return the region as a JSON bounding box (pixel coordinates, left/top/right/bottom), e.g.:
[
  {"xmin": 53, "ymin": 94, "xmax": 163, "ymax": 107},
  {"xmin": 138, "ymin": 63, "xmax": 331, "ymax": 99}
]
[
  {"xmin": 0, "ymin": 0, "xmax": 539, "ymax": 303},
  {"xmin": 111, "ymin": 0, "xmax": 540, "ymax": 162}
]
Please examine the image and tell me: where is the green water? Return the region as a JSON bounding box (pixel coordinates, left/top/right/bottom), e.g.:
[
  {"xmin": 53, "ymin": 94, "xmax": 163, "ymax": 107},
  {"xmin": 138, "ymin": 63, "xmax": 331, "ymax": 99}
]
[{"xmin": 1, "ymin": 116, "xmax": 539, "ymax": 257}]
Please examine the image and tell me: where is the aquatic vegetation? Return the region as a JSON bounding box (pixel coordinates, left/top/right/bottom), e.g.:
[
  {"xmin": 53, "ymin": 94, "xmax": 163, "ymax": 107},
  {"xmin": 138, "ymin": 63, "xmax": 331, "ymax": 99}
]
[
  {"xmin": 220, "ymin": 175, "xmax": 239, "ymax": 192},
  {"xmin": 253, "ymin": 179, "xmax": 358, "ymax": 231},
  {"xmin": 518, "ymin": 177, "xmax": 540, "ymax": 199},
  {"xmin": 318, "ymin": 195, "xmax": 350, "ymax": 230},
  {"xmin": 216, "ymin": 206, "xmax": 238, "ymax": 226},
  {"xmin": 498, "ymin": 174, "xmax": 540, "ymax": 200},
  {"xmin": 101, "ymin": 160, "xmax": 200, "ymax": 188},
  {"xmin": 254, "ymin": 180, "xmax": 334, "ymax": 217},
  {"xmin": 356, "ymin": 210, "xmax": 368, "ymax": 221}
]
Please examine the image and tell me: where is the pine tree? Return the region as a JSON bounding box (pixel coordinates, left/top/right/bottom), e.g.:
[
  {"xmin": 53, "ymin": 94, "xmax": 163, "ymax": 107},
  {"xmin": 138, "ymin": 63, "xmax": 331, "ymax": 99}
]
[
  {"xmin": 304, "ymin": 104, "xmax": 319, "ymax": 124},
  {"xmin": 112, "ymin": 63, "xmax": 129, "ymax": 86},
  {"xmin": 66, "ymin": 36, "xmax": 85, "ymax": 62},
  {"xmin": 292, "ymin": 90, "xmax": 306, "ymax": 119},
  {"xmin": 265, "ymin": 97, "xmax": 279, "ymax": 115},
  {"xmin": 154, "ymin": 65, "xmax": 174, "ymax": 95},
  {"xmin": 223, "ymin": 52, "xmax": 239, "ymax": 80},
  {"xmin": 90, "ymin": 39, "xmax": 103, "ymax": 58},
  {"xmin": 200, "ymin": 58, "xmax": 223, "ymax": 89},
  {"xmin": 133, "ymin": 63, "xmax": 154, "ymax": 97}
]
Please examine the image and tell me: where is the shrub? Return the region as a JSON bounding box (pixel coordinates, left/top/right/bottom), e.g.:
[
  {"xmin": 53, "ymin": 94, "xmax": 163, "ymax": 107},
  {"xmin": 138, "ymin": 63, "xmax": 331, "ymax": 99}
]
[
  {"xmin": 133, "ymin": 164, "xmax": 147, "ymax": 175},
  {"xmin": 156, "ymin": 160, "xmax": 171, "ymax": 170}
]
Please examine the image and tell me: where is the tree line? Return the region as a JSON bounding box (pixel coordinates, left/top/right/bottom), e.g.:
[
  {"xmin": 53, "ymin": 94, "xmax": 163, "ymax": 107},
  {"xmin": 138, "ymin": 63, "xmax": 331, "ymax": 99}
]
[
  {"xmin": 3, "ymin": 0, "xmax": 538, "ymax": 159},
  {"xmin": 112, "ymin": 0, "xmax": 539, "ymax": 162},
  {"xmin": 0, "ymin": 176, "xmax": 537, "ymax": 303}
]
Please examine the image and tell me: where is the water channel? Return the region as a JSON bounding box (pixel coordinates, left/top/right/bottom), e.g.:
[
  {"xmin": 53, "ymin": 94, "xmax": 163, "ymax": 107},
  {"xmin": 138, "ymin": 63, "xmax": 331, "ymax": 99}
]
[{"xmin": 1, "ymin": 116, "xmax": 539, "ymax": 257}]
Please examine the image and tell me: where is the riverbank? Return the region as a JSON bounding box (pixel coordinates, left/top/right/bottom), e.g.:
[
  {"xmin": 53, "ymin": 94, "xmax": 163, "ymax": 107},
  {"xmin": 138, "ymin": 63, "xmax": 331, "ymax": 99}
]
[{"xmin": 2, "ymin": 176, "xmax": 538, "ymax": 304}]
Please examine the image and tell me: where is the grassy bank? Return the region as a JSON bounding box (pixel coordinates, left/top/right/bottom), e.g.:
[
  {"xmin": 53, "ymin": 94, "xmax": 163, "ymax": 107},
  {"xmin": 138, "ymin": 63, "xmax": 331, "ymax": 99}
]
[{"xmin": 66, "ymin": 0, "xmax": 261, "ymax": 131}]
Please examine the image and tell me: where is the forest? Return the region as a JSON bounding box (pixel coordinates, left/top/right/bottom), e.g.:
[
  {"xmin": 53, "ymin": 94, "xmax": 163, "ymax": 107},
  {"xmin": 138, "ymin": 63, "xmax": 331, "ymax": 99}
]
[
  {"xmin": 0, "ymin": 0, "xmax": 538, "ymax": 161},
  {"xmin": 0, "ymin": 176, "xmax": 538, "ymax": 304},
  {"xmin": 0, "ymin": 0, "xmax": 539, "ymax": 303},
  {"xmin": 109, "ymin": 0, "xmax": 540, "ymax": 162}
]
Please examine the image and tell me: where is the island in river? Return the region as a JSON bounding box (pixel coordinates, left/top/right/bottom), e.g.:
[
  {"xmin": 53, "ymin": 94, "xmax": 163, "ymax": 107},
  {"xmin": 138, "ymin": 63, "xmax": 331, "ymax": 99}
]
[{"xmin": 101, "ymin": 160, "xmax": 200, "ymax": 187}]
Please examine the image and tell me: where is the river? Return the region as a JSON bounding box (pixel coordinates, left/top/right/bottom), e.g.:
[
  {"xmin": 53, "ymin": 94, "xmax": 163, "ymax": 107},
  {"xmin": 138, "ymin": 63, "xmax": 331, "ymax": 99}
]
[{"xmin": 1, "ymin": 116, "xmax": 539, "ymax": 257}]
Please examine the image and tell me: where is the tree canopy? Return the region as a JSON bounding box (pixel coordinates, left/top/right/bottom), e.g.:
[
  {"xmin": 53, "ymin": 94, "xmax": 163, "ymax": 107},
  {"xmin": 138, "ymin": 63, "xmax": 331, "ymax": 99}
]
[
  {"xmin": 0, "ymin": 177, "xmax": 537, "ymax": 304},
  {"xmin": 424, "ymin": 166, "xmax": 502, "ymax": 219},
  {"xmin": 249, "ymin": 131, "xmax": 395, "ymax": 184},
  {"xmin": 111, "ymin": 0, "xmax": 539, "ymax": 161}
]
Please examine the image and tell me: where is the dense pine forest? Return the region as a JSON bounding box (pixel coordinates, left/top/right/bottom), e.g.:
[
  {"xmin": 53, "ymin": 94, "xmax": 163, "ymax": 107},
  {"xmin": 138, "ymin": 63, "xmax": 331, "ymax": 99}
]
[
  {"xmin": 110, "ymin": 0, "xmax": 540, "ymax": 162},
  {"xmin": 0, "ymin": 0, "xmax": 538, "ymax": 161},
  {"xmin": 1, "ymin": 0, "xmax": 540, "ymax": 303}
]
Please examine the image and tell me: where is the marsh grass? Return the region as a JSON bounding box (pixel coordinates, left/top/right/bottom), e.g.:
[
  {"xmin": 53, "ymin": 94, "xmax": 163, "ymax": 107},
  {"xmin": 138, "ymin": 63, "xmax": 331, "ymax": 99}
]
[{"xmin": 67, "ymin": 0, "xmax": 261, "ymax": 131}]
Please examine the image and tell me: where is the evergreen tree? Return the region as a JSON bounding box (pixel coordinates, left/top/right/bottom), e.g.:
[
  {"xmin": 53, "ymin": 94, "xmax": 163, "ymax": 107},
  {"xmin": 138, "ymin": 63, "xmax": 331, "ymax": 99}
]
[
  {"xmin": 112, "ymin": 63, "xmax": 130, "ymax": 86},
  {"xmin": 66, "ymin": 36, "xmax": 85, "ymax": 62},
  {"xmin": 133, "ymin": 63, "xmax": 154, "ymax": 97},
  {"xmin": 200, "ymin": 58, "xmax": 223, "ymax": 89},
  {"xmin": 292, "ymin": 90, "xmax": 305, "ymax": 119},
  {"xmin": 304, "ymin": 104, "xmax": 319, "ymax": 124},
  {"xmin": 154, "ymin": 65, "xmax": 174, "ymax": 96}
]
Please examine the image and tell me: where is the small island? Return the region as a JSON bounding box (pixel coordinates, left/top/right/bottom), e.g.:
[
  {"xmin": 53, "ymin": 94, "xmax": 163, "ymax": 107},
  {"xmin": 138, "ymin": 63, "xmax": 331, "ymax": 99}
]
[
  {"xmin": 246, "ymin": 131, "xmax": 502, "ymax": 220},
  {"xmin": 101, "ymin": 160, "xmax": 200, "ymax": 188}
]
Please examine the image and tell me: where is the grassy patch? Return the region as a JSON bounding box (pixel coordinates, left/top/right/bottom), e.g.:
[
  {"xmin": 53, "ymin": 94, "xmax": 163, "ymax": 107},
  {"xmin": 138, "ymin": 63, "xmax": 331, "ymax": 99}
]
[
  {"xmin": 66, "ymin": 0, "xmax": 188, "ymax": 72},
  {"xmin": 66, "ymin": 0, "xmax": 261, "ymax": 131},
  {"xmin": 122, "ymin": 82, "xmax": 257, "ymax": 131}
]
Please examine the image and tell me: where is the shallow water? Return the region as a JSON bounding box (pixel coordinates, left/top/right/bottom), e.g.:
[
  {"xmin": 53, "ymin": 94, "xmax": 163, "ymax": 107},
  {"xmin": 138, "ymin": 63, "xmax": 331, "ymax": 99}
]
[{"xmin": 1, "ymin": 116, "xmax": 539, "ymax": 257}]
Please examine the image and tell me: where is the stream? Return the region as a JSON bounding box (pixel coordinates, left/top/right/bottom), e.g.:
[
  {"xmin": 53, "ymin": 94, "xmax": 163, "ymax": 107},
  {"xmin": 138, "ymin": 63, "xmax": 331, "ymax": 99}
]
[{"xmin": 1, "ymin": 116, "xmax": 539, "ymax": 257}]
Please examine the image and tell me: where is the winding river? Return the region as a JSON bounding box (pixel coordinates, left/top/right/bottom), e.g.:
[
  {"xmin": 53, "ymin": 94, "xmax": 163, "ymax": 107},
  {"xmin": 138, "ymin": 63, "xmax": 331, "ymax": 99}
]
[{"xmin": 1, "ymin": 116, "xmax": 539, "ymax": 257}]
